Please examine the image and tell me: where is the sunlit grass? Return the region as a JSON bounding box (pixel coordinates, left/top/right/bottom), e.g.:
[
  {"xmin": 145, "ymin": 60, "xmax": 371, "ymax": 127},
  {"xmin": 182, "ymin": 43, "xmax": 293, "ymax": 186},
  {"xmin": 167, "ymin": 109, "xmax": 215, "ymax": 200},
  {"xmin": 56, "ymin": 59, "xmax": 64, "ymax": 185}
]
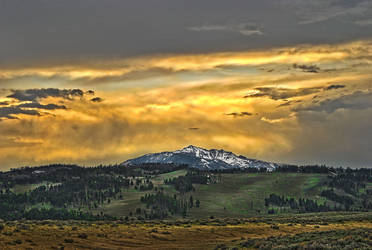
[{"xmin": 0, "ymin": 212, "xmax": 370, "ymax": 249}]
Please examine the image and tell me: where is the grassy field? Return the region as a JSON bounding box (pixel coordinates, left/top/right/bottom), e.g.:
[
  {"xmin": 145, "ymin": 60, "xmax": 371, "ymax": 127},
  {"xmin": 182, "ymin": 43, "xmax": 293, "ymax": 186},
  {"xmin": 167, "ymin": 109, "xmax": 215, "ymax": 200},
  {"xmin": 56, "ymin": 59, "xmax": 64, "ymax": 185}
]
[
  {"xmin": 11, "ymin": 182, "xmax": 61, "ymax": 194},
  {"xmin": 7, "ymin": 169, "xmax": 367, "ymax": 221},
  {"xmin": 152, "ymin": 169, "xmax": 188, "ymax": 185},
  {"xmin": 0, "ymin": 212, "xmax": 371, "ymax": 249},
  {"xmin": 94, "ymin": 172, "xmax": 330, "ymax": 219},
  {"xmin": 96, "ymin": 170, "xmax": 188, "ymax": 217},
  {"xmin": 189, "ymin": 173, "xmax": 328, "ymax": 218},
  {"xmin": 5, "ymin": 171, "xmax": 313, "ymax": 219}
]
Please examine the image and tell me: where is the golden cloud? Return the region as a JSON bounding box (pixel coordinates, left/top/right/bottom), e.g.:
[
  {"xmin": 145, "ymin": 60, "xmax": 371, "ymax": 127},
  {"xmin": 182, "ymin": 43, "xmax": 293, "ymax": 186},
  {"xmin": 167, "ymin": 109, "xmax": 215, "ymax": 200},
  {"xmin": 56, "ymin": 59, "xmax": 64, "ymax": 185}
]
[
  {"xmin": 1, "ymin": 40, "xmax": 371, "ymax": 82},
  {"xmin": 1, "ymin": 39, "xmax": 372, "ymax": 169}
]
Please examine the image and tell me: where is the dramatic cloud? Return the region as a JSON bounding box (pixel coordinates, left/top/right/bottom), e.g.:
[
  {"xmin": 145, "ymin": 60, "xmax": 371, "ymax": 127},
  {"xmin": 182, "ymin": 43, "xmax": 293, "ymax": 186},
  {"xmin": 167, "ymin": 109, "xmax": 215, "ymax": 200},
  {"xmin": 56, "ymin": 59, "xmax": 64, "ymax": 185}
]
[
  {"xmin": 0, "ymin": 106, "xmax": 40, "ymax": 119},
  {"xmin": 0, "ymin": 88, "xmax": 99, "ymax": 121},
  {"xmin": 1, "ymin": 0, "xmax": 371, "ymax": 67},
  {"xmin": 295, "ymin": 91, "xmax": 372, "ymax": 113},
  {"xmin": 244, "ymin": 87, "xmax": 322, "ymax": 100},
  {"xmin": 226, "ymin": 112, "xmax": 254, "ymax": 117},
  {"xmin": 7, "ymin": 88, "xmax": 85, "ymax": 102},
  {"xmin": 0, "ymin": 101, "xmax": 65, "ymax": 120},
  {"xmin": 91, "ymin": 97, "xmax": 104, "ymax": 103},
  {"xmin": 0, "ymin": 40, "xmax": 372, "ymax": 169},
  {"xmin": 287, "ymin": 107, "xmax": 372, "ymax": 167},
  {"xmin": 293, "ymin": 64, "xmax": 320, "ymax": 73},
  {"xmin": 325, "ymin": 84, "xmax": 346, "ymax": 90},
  {"xmin": 277, "ymin": 100, "xmax": 302, "ymax": 108},
  {"xmin": 1, "ymin": 40, "xmax": 371, "ymax": 86},
  {"xmin": 17, "ymin": 103, "xmax": 66, "ymax": 110}
]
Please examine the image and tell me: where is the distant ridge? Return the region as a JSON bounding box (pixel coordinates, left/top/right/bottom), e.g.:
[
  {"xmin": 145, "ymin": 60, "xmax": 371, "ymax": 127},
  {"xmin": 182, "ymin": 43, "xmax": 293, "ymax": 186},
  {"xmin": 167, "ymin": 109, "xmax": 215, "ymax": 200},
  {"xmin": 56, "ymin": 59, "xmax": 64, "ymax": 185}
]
[{"xmin": 122, "ymin": 145, "xmax": 278, "ymax": 170}]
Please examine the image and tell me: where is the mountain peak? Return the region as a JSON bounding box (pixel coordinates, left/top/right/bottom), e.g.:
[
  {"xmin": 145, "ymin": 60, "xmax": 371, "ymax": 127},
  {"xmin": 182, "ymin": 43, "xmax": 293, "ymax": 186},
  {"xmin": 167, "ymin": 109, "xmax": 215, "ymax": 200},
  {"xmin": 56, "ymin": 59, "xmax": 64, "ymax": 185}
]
[
  {"xmin": 122, "ymin": 145, "xmax": 278, "ymax": 170},
  {"xmin": 183, "ymin": 145, "xmax": 200, "ymax": 150},
  {"xmin": 177, "ymin": 145, "xmax": 205, "ymax": 153}
]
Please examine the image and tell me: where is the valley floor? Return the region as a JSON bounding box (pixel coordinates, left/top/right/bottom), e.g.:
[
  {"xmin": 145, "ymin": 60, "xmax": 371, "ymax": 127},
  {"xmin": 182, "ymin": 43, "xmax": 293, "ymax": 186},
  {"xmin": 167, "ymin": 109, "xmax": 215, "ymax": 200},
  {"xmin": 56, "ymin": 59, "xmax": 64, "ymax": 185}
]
[{"xmin": 0, "ymin": 212, "xmax": 371, "ymax": 249}]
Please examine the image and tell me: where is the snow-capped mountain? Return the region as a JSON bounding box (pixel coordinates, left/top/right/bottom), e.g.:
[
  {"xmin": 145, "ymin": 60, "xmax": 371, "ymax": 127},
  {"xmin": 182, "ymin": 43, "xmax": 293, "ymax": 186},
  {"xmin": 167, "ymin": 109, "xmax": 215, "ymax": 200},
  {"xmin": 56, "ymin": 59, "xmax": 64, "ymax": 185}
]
[{"xmin": 122, "ymin": 145, "xmax": 278, "ymax": 170}]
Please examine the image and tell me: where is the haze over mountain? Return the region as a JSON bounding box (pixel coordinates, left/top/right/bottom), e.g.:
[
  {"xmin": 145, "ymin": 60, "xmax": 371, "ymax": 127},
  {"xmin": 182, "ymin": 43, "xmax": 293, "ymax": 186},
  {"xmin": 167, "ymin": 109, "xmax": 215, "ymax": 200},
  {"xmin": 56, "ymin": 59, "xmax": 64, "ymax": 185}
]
[{"xmin": 122, "ymin": 145, "xmax": 278, "ymax": 170}]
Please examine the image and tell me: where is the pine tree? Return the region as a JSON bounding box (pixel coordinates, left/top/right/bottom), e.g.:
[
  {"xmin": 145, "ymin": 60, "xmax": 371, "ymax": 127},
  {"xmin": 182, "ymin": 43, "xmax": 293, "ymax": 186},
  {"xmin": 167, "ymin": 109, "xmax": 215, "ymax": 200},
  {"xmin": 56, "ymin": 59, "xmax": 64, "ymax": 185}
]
[{"xmin": 196, "ymin": 199, "xmax": 200, "ymax": 208}]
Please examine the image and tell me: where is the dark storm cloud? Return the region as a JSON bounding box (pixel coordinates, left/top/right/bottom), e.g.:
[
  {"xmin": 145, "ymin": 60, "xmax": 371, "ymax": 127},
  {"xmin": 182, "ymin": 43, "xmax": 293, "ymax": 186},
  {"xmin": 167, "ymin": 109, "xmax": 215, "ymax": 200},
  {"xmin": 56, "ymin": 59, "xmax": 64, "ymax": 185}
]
[
  {"xmin": 1, "ymin": 88, "xmax": 96, "ymax": 120},
  {"xmin": 244, "ymin": 87, "xmax": 322, "ymax": 100},
  {"xmin": 225, "ymin": 112, "xmax": 254, "ymax": 117},
  {"xmin": 91, "ymin": 97, "xmax": 104, "ymax": 103},
  {"xmin": 294, "ymin": 91, "xmax": 372, "ymax": 113},
  {"xmin": 293, "ymin": 64, "xmax": 320, "ymax": 73},
  {"xmin": 287, "ymin": 100, "xmax": 372, "ymax": 168},
  {"xmin": 0, "ymin": 101, "xmax": 65, "ymax": 120},
  {"xmin": 17, "ymin": 102, "xmax": 66, "ymax": 110},
  {"xmin": 0, "ymin": 0, "xmax": 269, "ymax": 64},
  {"xmin": 1, "ymin": 0, "xmax": 372, "ymax": 64},
  {"xmin": 325, "ymin": 84, "xmax": 346, "ymax": 90},
  {"xmin": 7, "ymin": 88, "xmax": 85, "ymax": 102},
  {"xmin": 0, "ymin": 106, "xmax": 40, "ymax": 120},
  {"xmin": 277, "ymin": 100, "xmax": 302, "ymax": 108}
]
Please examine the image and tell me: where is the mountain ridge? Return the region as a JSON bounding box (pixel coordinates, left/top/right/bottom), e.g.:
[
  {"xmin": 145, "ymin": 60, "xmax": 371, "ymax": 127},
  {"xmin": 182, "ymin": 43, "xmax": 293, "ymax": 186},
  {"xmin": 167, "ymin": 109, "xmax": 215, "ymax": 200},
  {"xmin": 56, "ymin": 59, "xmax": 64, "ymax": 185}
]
[{"xmin": 122, "ymin": 145, "xmax": 278, "ymax": 170}]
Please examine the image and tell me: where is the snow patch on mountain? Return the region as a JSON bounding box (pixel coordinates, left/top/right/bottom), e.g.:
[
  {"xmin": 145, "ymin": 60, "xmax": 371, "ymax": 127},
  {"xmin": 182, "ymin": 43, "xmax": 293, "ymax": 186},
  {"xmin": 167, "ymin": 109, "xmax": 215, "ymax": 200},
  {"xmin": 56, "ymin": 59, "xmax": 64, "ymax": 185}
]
[{"xmin": 122, "ymin": 145, "xmax": 278, "ymax": 170}]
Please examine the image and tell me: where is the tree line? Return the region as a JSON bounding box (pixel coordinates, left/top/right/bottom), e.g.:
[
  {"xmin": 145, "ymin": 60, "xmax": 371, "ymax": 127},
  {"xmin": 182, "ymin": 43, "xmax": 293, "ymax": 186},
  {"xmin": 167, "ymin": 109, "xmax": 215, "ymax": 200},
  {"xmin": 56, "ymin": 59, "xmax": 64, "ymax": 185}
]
[{"xmin": 139, "ymin": 192, "xmax": 200, "ymax": 219}]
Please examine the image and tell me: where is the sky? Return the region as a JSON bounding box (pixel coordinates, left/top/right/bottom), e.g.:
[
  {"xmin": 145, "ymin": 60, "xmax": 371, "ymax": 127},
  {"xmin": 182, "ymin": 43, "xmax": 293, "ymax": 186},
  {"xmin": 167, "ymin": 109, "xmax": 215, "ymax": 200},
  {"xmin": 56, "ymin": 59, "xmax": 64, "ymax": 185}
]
[{"xmin": 1, "ymin": 0, "xmax": 372, "ymax": 170}]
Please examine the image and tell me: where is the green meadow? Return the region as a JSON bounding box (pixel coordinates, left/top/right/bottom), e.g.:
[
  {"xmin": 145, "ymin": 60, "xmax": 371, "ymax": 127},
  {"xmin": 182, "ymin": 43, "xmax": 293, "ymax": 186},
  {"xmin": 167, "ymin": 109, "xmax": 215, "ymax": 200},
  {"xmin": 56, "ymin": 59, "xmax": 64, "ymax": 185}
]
[{"xmin": 96, "ymin": 171, "xmax": 330, "ymax": 219}]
